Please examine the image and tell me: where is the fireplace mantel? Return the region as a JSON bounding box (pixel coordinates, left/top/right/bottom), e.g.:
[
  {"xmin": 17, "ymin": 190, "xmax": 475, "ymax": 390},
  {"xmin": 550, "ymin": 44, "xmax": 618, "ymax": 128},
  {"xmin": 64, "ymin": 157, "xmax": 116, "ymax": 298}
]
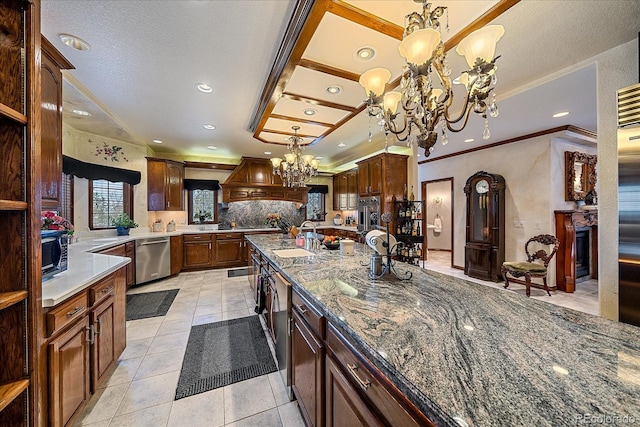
[{"xmin": 554, "ymin": 210, "xmax": 598, "ymax": 292}]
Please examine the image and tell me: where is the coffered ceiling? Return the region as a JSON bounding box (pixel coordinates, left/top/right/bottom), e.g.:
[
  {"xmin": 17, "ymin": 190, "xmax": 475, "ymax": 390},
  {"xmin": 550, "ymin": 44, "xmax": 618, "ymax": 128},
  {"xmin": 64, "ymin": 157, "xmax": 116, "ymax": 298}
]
[{"xmin": 41, "ymin": 1, "xmax": 640, "ymax": 172}]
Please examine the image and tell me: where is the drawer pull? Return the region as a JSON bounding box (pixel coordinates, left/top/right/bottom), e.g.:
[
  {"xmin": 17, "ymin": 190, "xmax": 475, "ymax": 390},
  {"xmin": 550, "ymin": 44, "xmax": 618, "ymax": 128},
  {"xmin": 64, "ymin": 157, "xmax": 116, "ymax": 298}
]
[
  {"xmin": 86, "ymin": 325, "xmax": 94, "ymax": 344},
  {"xmin": 101, "ymin": 286, "xmax": 114, "ymax": 295},
  {"xmin": 94, "ymin": 319, "xmax": 101, "ymax": 335},
  {"xmin": 66, "ymin": 306, "xmax": 84, "ymax": 317},
  {"xmin": 347, "ymin": 363, "xmax": 371, "ymax": 391},
  {"xmin": 295, "ymin": 304, "xmax": 307, "ymax": 314}
]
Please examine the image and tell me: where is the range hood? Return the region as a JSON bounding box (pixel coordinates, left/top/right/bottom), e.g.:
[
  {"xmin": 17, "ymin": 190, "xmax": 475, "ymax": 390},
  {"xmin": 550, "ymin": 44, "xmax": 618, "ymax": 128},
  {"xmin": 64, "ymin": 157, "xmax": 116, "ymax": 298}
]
[{"xmin": 222, "ymin": 157, "xmax": 308, "ymax": 203}]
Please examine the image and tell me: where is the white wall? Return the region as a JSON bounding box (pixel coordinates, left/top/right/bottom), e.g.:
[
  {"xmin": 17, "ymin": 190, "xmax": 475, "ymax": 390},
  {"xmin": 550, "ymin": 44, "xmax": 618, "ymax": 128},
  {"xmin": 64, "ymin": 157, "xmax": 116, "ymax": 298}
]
[
  {"xmin": 417, "ymin": 132, "xmax": 598, "ymax": 288},
  {"xmin": 424, "ymin": 180, "xmax": 452, "ymax": 250}
]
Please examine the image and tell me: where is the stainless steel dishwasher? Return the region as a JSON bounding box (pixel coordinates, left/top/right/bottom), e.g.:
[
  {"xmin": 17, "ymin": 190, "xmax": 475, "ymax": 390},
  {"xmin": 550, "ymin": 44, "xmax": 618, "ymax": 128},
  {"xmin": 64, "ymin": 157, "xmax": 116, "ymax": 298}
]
[{"xmin": 135, "ymin": 236, "xmax": 171, "ymax": 285}]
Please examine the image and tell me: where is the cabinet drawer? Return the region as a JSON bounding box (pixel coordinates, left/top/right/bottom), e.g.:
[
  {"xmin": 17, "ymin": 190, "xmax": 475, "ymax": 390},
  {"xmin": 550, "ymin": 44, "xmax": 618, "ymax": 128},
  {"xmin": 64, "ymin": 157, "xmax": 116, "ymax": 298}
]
[
  {"xmin": 327, "ymin": 324, "xmax": 431, "ymax": 427},
  {"xmin": 90, "ymin": 275, "xmax": 116, "ymax": 306},
  {"xmin": 218, "ymin": 232, "xmax": 243, "ymax": 240},
  {"xmin": 47, "ymin": 292, "xmax": 89, "ymax": 337},
  {"xmin": 292, "ymin": 290, "xmax": 325, "ymax": 339},
  {"xmin": 183, "ymin": 233, "xmax": 212, "ymax": 242}
]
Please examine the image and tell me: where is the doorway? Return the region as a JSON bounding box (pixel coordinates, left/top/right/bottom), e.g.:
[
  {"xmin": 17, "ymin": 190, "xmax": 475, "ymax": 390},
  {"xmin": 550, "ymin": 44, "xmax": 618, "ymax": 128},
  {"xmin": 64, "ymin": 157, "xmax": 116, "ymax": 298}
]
[{"xmin": 421, "ymin": 178, "xmax": 454, "ymax": 268}]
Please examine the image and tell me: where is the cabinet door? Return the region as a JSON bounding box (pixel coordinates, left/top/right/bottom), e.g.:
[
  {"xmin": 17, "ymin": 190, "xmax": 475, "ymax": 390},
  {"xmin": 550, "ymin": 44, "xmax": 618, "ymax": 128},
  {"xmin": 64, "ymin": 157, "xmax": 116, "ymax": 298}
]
[
  {"xmin": 332, "ymin": 174, "xmax": 342, "ymax": 210},
  {"xmin": 292, "ymin": 310, "xmax": 324, "ymax": 427},
  {"xmin": 166, "ymin": 161, "xmax": 184, "ymax": 210},
  {"xmin": 91, "ymin": 296, "xmax": 115, "ymax": 392},
  {"xmin": 358, "ymin": 162, "xmax": 370, "ymax": 196},
  {"xmin": 49, "ymin": 317, "xmax": 90, "ymax": 427},
  {"xmin": 183, "ymin": 240, "xmax": 213, "ymax": 269},
  {"xmin": 326, "ymin": 356, "xmax": 383, "ymax": 427},
  {"xmin": 215, "ymin": 236, "xmax": 244, "ymax": 267},
  {"xmin": 170, "ymin": 235, "xmax": 183, "ymax": 275},
  {"xmin": 40, "ymin": 48, "xmax": 63, "ymax": 210},
  {"xmin": 247, "ymin": 160, "xmax": 273, "ymax": 184},
  {"xmin": 346, "ymin": 171, "xmax": 358, "ymax": 210},
  {"xmin": 369, "ymin": 158, "xmax": 382, "ymax": 195}
]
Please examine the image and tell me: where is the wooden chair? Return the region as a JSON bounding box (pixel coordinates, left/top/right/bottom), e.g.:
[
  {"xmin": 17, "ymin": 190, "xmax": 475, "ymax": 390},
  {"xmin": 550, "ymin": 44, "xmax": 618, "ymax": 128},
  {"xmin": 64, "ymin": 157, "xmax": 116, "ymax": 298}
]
[{"xmin": 501, "ymin": 234, "xmax": 560, "ymax": 297}]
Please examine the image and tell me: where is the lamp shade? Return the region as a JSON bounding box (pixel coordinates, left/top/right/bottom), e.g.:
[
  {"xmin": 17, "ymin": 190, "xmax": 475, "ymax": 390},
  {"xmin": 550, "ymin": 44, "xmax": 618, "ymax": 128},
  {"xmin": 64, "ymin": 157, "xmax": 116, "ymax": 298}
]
[
  {"xmin": 359, "ymin": 68, "xmax": 391, "ymax": 98},
  {"xmin": 284, "ymin": 153, "xmax": 296, "ymax": 164},
  {"xmin": 270, "ymin": 157, "xmax": 283, "ymax": 168},
  {"xmin": 399, "ymin": 28, "xmax": 441, "ymax": 65},
  {"xmin": 302, "ymin": 154, "xmax": 314, "ymax": 166},
  {"xmin": 311, "ymin": 159, "xmax": 320, "ymax": 169},
  {"xmin": 456, "ymin": 25, "xmax": 505, "ymax": 68},
  {"xmin": 383, "ymin": 91, "xmax": 402, "ymax": 115}
]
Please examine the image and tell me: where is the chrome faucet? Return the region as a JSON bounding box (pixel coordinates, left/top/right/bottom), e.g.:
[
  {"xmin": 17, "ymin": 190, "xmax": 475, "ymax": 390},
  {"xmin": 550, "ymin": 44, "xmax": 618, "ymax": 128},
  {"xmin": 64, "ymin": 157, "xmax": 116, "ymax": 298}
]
[{"xmin": 299, "ymin": 220, "xmax": 318, "ymax": 250}]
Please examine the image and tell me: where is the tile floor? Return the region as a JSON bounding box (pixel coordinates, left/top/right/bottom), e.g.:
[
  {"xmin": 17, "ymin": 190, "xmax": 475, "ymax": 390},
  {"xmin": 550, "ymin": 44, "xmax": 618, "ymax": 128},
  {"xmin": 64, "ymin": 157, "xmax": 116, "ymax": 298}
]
[
  {"xmin": 422, "ymin": 250, "xmax": 599, "ymax": 315},
  {"xmin": 74, "ymin": 269, "xmax": 304, "ymax": 427},
  {"xmin": 76, "ymin": 253, "xmax": 599, "ymax": 426}
]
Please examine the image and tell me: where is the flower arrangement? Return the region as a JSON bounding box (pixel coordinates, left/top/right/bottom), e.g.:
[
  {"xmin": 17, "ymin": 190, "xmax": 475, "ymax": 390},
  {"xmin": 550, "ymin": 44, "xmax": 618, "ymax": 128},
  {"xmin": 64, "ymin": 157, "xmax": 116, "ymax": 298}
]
[
  {"xmin": 41, "ymin": 211, "xmax": 73, "ymax": 232},
  {"xmin": 264, "ymin": 213, "xmax": 282, "ymax": 228},
  {"xmin": 195, "ymin": 210, "xmax": 213, "ymax": 223}
]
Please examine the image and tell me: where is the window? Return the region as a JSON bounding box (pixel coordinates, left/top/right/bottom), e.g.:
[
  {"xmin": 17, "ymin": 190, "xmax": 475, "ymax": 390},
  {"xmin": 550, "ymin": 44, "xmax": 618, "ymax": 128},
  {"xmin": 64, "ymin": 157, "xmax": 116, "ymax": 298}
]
[
  {"xmin": 188, "ymin": 189, "xmax": 218, "ymax": 224},
  {"xmin": 89, "ymin": 180, "xmax": 133, "ymax": 229},
  {"xmin": 306, "ymin": 192, "xmax": 326, "ymax": 221},
  {"xmin": 60, "ymin": 173, "xmax": 74, "ymax": 223}
]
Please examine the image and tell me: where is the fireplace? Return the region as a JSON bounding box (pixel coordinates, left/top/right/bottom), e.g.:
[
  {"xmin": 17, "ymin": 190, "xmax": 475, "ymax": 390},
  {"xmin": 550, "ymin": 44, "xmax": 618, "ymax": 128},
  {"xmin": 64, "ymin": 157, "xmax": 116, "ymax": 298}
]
[
  {"xmin": 575, "ymin": 227, "xmax": 590, "ymax": 279},
  {"xmin": 554, "ymin": 210, "xmax": 598, "ymax": 293}
]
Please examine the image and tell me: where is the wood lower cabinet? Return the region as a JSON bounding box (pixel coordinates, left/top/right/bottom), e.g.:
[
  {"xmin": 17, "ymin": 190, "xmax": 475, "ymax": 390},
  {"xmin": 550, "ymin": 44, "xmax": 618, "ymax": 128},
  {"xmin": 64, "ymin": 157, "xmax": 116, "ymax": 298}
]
[
  {"xmin": 90, "ymin": 296, "xmax": 115, "ymax": 393},
  {"xmin": 47, "ymin": 268, "xmax": 127, "ymax": 426},
  {"xmin": 215, "ymin": 233, "xmax": 245, "ymax": 268},
  {"xmin": 170, "ymin": 235, "xmax": 183, "ymax": 276},
  {"xmin": 48, "ymin": 316, "xmax": 91, "ymax": 427},
  {"xmin": 326, "ymin": 356, "xmax": 382, "ymax": 427},
  {"xmin": 292, "ymin": 308, "xmax": 324, "ymax": 427},
  {"xmin": 97, "ymin": 243, "xmax": 135, "ymax": 288},
  {"xmin": 183, "ymin": 234, "xmax": 214, "ymax": 269}
]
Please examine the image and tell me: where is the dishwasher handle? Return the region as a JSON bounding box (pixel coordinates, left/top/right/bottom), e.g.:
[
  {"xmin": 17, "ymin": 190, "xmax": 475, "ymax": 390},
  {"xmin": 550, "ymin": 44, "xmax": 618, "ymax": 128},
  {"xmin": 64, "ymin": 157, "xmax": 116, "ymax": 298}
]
[{"xmin": 138, "ymin": 239, "xmax": 170, "ymax": 246}]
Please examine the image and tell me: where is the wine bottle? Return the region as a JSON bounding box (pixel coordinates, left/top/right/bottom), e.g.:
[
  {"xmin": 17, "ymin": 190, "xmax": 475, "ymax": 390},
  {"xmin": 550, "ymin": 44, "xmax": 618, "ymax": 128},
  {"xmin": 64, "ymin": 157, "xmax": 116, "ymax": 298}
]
[
  {"xmin": 403, "ymin": 184, "xmax": 408, "ymax": 202},
  {"xmin": 409, "ymin": 186, "xmax": 415, "ymax": 202},
  {"xmin": 416, "ymin": 221, "xmax": 421, "ymax": 236}
]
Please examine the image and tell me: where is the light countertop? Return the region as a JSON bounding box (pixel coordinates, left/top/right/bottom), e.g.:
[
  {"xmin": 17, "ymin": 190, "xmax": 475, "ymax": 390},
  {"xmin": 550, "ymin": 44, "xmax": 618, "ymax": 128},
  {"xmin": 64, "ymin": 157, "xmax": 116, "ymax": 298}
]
[
  {"xmin": 246, "ymin": 234, "xmax": 640, "ymax": 427},
  {"xmin": 42, "ymin": 225, "xmax": 360, "ymax": 308}
]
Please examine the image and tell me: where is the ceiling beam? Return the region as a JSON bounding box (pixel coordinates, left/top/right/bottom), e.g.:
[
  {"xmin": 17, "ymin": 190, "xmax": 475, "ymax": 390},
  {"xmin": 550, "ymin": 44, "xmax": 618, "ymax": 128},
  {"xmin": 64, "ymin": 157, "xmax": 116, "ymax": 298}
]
[
  {"xmin": 270, "ymin": 113, "xmax": 335, "ymax": 128},
  {"xmin": 281, "ymin": 92, "xmax": 356, "ymax": 112},
  {"xmin": 297, "ymin": 58, "xmax": 361, "ymax": 82}
]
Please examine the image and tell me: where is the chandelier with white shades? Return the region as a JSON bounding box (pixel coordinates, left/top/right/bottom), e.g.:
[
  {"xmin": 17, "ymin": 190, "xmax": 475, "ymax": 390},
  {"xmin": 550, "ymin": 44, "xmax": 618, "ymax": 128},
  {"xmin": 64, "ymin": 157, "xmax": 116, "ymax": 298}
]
[
  {"xmin": 359, "ymin": 1, "xmax": 505, "ymax": 157},
  {"xmin": 270, "ymin": 126, "xmax": 319, "ymax": 188}
]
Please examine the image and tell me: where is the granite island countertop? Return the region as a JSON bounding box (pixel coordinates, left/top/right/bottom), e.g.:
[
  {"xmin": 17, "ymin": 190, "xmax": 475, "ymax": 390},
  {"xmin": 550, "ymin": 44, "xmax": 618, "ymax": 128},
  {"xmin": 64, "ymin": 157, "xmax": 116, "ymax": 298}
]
[{"xmin": 246, "ymin": 234, "xmax": 640, "ymax": 427}]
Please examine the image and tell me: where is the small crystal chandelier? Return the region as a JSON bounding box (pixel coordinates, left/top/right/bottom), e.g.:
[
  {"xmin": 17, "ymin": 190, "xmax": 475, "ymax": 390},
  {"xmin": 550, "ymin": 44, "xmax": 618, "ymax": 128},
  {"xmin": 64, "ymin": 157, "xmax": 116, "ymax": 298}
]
[
  {"xmin": 270, "ymin": 126, "xmax": 319, "ymax": 188},
  {"xmin": 359, "ymin": 1, "xmax": 505, "ymax": 157}
]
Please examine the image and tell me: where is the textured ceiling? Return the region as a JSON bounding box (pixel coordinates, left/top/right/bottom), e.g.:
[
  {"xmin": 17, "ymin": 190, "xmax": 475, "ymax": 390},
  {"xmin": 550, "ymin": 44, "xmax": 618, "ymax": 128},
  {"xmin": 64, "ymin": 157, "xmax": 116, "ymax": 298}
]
[{"xmin": 41, "ymin": 1, "xmax": 640, "ymax": 171}]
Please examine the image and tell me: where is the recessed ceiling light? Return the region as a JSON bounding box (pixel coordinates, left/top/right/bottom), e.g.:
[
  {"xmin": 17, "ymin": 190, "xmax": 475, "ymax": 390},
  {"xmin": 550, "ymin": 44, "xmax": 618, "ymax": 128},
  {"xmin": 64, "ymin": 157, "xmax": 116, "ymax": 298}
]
[
  {"xmin": 203, "ymin": 124, "xmax": 216, "ymax": 130},
  {"xmin": 207, "ymin": 146, "xmax": 217, "ymax": 150},
  {"xmin": 58, "ymin": 33, "xmax": 91, "ymax": 51},
  {"xmin": 326, "ymin": 85, "xmax": 342, "ymax": 95},
  {"xmin": 356, "ymin": 47, "xmax": 375, "ymax": 60},
  {"xmin": 72, "ymin": 109, "xmax": 90, "ymax": 116},
  {"xmin": 153, "ymin": 139, "xmax": 163, "ymax": 144},
  {"xmin": 314, "ymin": 156, "xmax": 323, "ymax": 160},
  {"xmin": 303, "ymin": 108, "xmax": 317, "ymax": 116},
  {"xmin": 338, "ymin": 143, "xmax": 346, "ymax": 147},
  {"xmin": 196, "ymin": 83, "xmax": 213, "ymax": 93},
  {"xmin": 264, "ymin": 151, "xmax": 271, "ymax": 155},
  {"xmin": 464, "ymin": 138, "xmax": 475, "ymax": 143},
  {"xmin": 553, "ymin": 111, "xmax": 570, "ymax": 118}
]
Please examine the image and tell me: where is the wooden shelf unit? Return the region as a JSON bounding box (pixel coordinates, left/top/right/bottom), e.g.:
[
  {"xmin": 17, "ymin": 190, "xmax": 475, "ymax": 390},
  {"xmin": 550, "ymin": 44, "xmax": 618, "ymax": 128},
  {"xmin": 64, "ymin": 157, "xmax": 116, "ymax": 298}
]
[
  {"xmin": 0, "ymin": 200, "xmax": 28, "ymax": 211},
  {"xmin": 0, "ymin": 103, "xmax": 28, "ymax": 124},
  {"xmin": 0, "ymin": 291, "xmax": 28, "ymax": 311},
  {"xmin": 0, "ymin": 379, "xmax": 30, "ymax": 413}
]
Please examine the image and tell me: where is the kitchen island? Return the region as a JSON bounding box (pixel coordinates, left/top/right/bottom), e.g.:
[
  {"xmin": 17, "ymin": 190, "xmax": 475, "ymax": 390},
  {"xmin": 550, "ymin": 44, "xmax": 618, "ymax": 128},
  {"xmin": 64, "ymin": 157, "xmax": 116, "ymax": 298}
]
[{"xmin": 246, "ymin": 234, "xmax": 640, "ymax": 426}]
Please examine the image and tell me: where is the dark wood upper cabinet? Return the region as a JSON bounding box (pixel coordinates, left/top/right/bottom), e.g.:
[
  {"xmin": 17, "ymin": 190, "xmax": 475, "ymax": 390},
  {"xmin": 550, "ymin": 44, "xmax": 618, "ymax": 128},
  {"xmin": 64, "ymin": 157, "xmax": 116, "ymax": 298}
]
[
  {"xmin": 146, "ymin": 157, "xmax": 184, "ymax": 211},
  {"xmin": 464, "ymin": 171, "xmax": 505, "ymax": 282},
  {"xmin": 333, "ymin": 169, "xmax": 358, "ymax": 211},
  {"xmin": 40, "ymin": 37, "xmax": 74, "ymax": 211}
]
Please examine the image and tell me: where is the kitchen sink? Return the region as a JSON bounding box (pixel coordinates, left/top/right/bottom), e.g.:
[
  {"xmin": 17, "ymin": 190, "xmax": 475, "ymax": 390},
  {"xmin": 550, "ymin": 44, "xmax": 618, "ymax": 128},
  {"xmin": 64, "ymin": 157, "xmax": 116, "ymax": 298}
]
[{"xmin": 273, "ymin": 248, "xmax": 315, "ymax": 258}]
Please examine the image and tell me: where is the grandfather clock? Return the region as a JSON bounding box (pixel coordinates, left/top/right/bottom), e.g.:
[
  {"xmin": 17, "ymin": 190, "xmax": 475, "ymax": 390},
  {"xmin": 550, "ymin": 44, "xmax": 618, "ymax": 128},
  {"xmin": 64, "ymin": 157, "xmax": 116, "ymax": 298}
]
[{"xmin": 464, "ymin": 171, "xmax": 505, "ymax": 282}]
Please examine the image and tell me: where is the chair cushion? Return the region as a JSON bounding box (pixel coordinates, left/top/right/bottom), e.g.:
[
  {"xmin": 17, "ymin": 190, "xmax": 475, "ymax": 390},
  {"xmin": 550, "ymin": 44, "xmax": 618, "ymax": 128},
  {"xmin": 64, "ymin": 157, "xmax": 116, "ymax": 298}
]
[{"xmin": 502, "ymin": 261, "xmax": 548, "ymax": 273}]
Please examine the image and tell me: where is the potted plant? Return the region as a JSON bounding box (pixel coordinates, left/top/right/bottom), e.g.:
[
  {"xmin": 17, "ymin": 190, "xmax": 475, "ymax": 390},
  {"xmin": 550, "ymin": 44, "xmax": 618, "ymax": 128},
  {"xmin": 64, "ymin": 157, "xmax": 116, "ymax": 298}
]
[
  {"xmin": 195, "ymin": 210, "xmax": 212, "ymax": 223},
  {"xmin": 111, "ymin": 212, "xmax": 138, "ymax": 236}
]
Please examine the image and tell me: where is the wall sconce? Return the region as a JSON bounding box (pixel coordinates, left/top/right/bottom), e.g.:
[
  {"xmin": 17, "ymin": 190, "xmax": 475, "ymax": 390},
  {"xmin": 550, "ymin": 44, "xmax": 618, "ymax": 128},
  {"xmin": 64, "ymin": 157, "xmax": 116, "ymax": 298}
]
[{"xmin": 433, "ymin": 196, "xmax": 442, "ymax": 205}]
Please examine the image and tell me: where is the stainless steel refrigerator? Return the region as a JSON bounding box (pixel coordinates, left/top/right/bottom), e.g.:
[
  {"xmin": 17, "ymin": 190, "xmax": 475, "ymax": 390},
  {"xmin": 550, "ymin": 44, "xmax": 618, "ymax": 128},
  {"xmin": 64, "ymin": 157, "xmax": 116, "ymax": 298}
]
[{"xmin": 618, "ymin": 83, "xmax": 640, "ymax": 327}]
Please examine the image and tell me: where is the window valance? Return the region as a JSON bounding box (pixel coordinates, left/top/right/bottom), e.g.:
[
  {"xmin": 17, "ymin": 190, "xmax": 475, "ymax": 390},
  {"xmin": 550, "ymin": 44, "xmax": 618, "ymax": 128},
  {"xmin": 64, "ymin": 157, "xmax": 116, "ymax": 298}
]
[
  {"xmin": 307, "ymin": 185, "xmax": 329, "ymax": 194},
  {"xmin": 62, "ymin": 155, "xmax": 141, "ymax": 185},
  {"xmin": 184, "ymin": 179, "xmax": 220, "ymax": 191}
]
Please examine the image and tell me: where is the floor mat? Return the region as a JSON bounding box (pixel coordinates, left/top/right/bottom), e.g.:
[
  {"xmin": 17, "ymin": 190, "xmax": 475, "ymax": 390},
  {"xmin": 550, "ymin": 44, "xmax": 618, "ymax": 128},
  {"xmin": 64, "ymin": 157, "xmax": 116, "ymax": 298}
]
[
  {"xmin": 227, "ymin": 267, "xmax": 251, "ymax": 278},
  {"xmin": 175, "ymin": 315, "xmax": 276, "ymax": 400},
  {"xmin": 125, "ymin": 289, "xmax": 179, "ymax": 321}
]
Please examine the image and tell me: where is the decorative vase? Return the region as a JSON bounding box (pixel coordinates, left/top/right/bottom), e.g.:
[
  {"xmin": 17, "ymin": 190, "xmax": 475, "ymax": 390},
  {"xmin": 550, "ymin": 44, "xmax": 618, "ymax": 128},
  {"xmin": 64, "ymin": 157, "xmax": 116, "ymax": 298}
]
[{"xmin": 116, "ymin": 226, "xmax": 130, "ymax": 236}]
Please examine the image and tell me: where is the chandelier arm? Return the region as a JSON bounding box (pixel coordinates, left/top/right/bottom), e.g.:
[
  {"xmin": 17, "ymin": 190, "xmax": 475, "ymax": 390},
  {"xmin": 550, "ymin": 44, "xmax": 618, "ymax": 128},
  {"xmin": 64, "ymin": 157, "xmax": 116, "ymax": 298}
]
[
  {"xmin": 441, "ymin": 88, "xmax": 472, "ymax": 125},
  {"xmin": 445, "ymin": 108, "xmax": 476, "ymax": 133},
  {"xmin": 385, "ymin": 113, "xmax": 409, "ymax": 137}
]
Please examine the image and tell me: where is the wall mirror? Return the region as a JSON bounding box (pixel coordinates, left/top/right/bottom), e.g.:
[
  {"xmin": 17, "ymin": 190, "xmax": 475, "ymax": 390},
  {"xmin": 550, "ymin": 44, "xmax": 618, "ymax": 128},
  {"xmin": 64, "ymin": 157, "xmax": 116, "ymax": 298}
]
[{"xmin": 565, "ymin": 151, "xmax": 597, "ymax": 201}]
